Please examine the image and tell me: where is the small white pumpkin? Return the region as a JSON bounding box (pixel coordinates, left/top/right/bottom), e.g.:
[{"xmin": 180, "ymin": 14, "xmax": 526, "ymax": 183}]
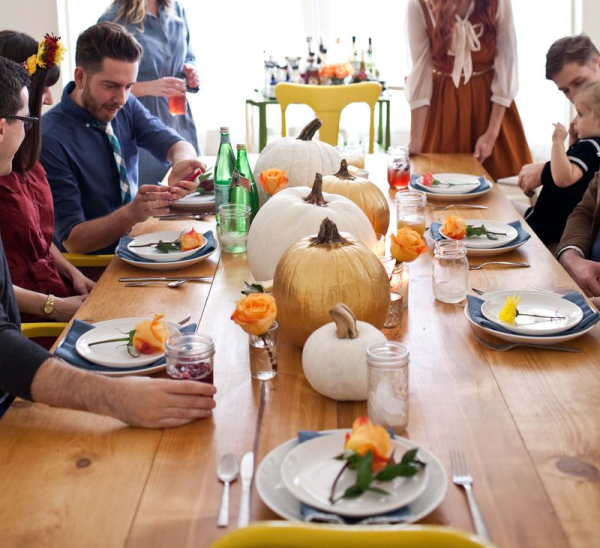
[
  {"xmin": 247, "ymin": 174, "xmax": 377, "ymax": 281},
  {"xmin": 302, "ymin": 304, "xmax": 387, "ymax": 401},
  {"xmin": 253, "ymin": 118, "xmax": 342, "ymax": 206}
]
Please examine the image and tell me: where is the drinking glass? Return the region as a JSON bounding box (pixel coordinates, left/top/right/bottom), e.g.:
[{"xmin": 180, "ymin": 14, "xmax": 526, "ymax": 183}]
[
  {"xmin": 166, "ymin": 333, "xmax": 215, "ymax": 383},
  {"xmin": 432, "ymin": 240, "xmax": 469, "ymax": 303},
  {"xmin": 387, "ymin": 145, "xmax": 411, "ymax": 189},
  {"xmin": 396, "ymin": 190, "xmax": 427, "ymax": 236},
  {"xmin": 218, "ymin": 204, "xmax": 251, "ymax": 253},
  {"xmin": 374, "ymin": 233, "xmax": 386, "ymax": 258},
  {"xmin": 383, "ymin": 293, "xmax": 403, "ymax": 328},
  {"xmin": 249, "ymin": 322, "xmax": 278, "ymax": 381},
  {"xmin": 169, "ymin": 83, "xmax": 186, "ymax": 116}
]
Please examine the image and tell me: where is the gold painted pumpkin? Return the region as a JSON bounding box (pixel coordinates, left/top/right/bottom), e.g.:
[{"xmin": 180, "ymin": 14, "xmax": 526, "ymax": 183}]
[
  {"xmin": 318, "ymin": 160, "xmax": 390, "ymax": 234},
  {"xmin": 273, "ymin": 218, "xmax": 390, "ymax": 347}
]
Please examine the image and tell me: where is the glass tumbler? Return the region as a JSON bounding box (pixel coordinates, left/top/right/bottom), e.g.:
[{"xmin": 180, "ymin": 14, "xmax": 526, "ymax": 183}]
[
  {"xmin": 432, "ymin": 240, "xmax": 469, "ymax": 303},
  {"xmin": 218, "ymin": 204, "xmax": 251, "ymax": 253},
  {"xmin": 387, "ymin": 145, "xmax": 411, "ymax": 189},
  {"xmin": 396, "ymin": 190, "xmax": 427, "ymax": 236},
  {"xmin": 166, "ymin": 333, "xmax": 215, "ymax": 383},
  {"xmin": 249, "ymin": 322, "xmax": 278, "ymax": 381},
  {"xmin": 367, "ymin": 342, "xmax": 410, "ymax": 434}
]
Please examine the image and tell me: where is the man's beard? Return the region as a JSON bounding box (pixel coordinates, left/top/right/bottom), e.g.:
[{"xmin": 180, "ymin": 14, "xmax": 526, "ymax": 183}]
[{"xmin": 81, "ymin": 79, "xmax": 121, "ymax": 123}]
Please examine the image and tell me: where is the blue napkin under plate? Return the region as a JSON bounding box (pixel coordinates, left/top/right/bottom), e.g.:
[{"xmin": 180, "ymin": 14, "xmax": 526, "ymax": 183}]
[
  {"xmin": 430, "ymin": 219, "xmax": 531, "ymax": 249},
  {"xmin": 116, "ymin": 230, "xmax": 216, "ymax": 263},
  {"xmin": 297, "ymin": 430, "xmax": 411, "ymax": 525},
  {"xmin": 410, "ymin": 174, "xmax": 490, "ymax": 195},
  {"xmin": 54, "ymin": 319, "xmax": 197, "ymax": 373},
  {"xmin": 467, "ymin": 291, "xmax": 600, "ymax": 337}
]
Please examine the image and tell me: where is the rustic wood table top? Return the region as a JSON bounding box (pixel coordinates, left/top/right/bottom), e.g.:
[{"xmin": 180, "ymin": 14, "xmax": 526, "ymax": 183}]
[{"xmin": 1, "ymin": 153, "xmax": 598, "ymax": 548}]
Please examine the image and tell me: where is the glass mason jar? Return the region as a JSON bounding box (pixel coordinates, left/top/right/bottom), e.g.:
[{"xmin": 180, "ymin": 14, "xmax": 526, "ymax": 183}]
[
  {"xmin": 217, "ymin": 203, "xmax": 251, "ymax": 253},
  {"xmin": 387, "ymin": 145, "xmax": 411, "ymax": 189},
  {"xmin": 249, "ymin": 322, "xmax": 278, "ymax": 381},
  {"xmin": 367, "ymin": 342, "xmax": 410, "ymax": 434},
  {"xmin": 432, "ymin": 240, "xmax": 469, "ymax": 303},
  {"xmin": 396, "ymin": 190, "xmax": 427, "ymax": 236},
  {"xmin": 383, "ymin": 292, "xmax": 403, "ymax": 328},
  {"xmin": 165, "ymin": 333, "xmax": 215, "ymax": 383}
]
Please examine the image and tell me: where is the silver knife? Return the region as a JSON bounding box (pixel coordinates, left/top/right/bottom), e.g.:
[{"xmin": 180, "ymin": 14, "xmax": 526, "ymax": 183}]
[
  {"xmin": 119, "ymin": 276, "xmax": 213, "ymax": 282},
  {"xmin": 237, "ymin": 452, "xmax": 254, "ymax": 528}
]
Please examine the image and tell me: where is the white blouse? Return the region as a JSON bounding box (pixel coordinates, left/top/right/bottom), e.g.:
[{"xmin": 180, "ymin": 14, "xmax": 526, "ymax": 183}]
[{"xmin": 405, "ymin": 0, "xmax": 518, "ymax": 110}]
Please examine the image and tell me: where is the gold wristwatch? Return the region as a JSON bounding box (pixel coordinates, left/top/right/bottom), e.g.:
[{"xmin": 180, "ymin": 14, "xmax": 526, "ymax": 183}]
[{"xmin": 43, "ymin": 294, "xmax": 55, "ymax": 319}]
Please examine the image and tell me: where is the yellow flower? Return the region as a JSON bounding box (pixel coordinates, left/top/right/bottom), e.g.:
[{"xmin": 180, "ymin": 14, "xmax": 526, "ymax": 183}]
[
  {"xmin": 442, "ymin": 215, "xmax": 467, "ymax": 240},
  {"xmin": 344, "ymin": 416, "xmax": 391, "ymax": 472},
  {"xmin": 258, "ymin": 168, "xmax": 288, "ymax": 196},
  {"xmin": 231, "ymin": 293, "xmax": 277, "ymax": 336},
  {"xmin": 132, "ymin": 314, "xmax": 170, "ymax": 354},
  {"xmin": 24, "ymin": 54, "xmax": 38, "ymax": 75},
  {"xmin": 390, "ymin": 227, "xmax": 428, "ymax": 263},
  {"xmin": 498, "ymin": 295, "xmax": 521, "ymax": 325}
]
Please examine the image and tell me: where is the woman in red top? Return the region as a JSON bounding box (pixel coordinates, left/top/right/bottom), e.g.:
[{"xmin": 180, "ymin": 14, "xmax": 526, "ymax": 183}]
[{"xmin": 0, "ymin": 31, "xmax": 94, "ymax": 324}]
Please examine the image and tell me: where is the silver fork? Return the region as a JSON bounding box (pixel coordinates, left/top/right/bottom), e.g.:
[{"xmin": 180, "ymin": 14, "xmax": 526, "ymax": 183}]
[
  {"xmin": 429, "ymin": 204, "xmax": 488, "ymax": 210},
  {"xmin": 469, "ymin": 261, "xmax": 530, "ymax": 270},
  {"xmin": 450, "ymin": 449, "xmax": 490, "ymax": 541},
  {"xmin": 474, "ymin": 333, "xmax": 581, "ymax": 353}
]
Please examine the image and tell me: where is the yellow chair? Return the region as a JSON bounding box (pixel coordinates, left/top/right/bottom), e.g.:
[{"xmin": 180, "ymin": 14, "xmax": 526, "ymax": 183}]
[
  {"xmin": 275, "ymin": 82, "xmax": 383, "ymax": 153},
  {"xmin": 210, "ymin": 522, "xmax": 496, "ymax": 548},
  {"xmin": 21, "ymin": 322, "xmax": 68, "ymax": 339},
  {"xmin": 62, "ymin": 253, "xmax": 114, "ymax": 267}
]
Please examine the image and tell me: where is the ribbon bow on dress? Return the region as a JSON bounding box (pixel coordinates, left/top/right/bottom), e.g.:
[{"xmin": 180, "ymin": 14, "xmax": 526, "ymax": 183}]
[{"xmin": 448, "ymin": 4, "xmax": 483, "ymax": 87}]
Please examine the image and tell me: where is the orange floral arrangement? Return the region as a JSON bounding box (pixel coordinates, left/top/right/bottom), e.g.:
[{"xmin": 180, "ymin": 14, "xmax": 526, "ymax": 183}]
[
  {"xmin": 258, "ymin": 168, "xmax": 289, "ymax": 196},
  {"xmin": 441, "ymin": 216, "xmax": 467, "ymax": 240},
  {"xmin": 180, "ymin": 228, "xmax": 204, "ymax": 251},
  {"xmin": 318, "ymin": 62, "xmax": 355, "ymax": 80},
  {"xmin": 24, "ymin": 33, "xmax": 66, "ymax": 76},
  {"xmin": 390, "ymin": 227, "xmax": 428, "ymax": 263},
  {"xmin": 231, "ymin": 293, "xmax": 277, "ymax": 336}
]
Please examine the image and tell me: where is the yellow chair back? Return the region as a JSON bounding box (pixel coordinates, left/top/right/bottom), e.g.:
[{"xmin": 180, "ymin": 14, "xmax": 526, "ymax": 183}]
[
  {"xmin": 275, "ymin": 82, "xmax": 382, "ymax": 153},
  {"xmin": 21, "ymin": 322, "xmax": 68, "ymax": 339},
  {"xmin": 210, "ymin": 522, "xmax": 496, "ymax": 548},
  {"xmin": 62, "ymin": 253, "xmax": 114, "ymax": 267}
]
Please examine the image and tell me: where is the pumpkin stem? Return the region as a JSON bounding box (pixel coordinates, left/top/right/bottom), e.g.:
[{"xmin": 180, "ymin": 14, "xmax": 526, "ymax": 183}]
[
  {"xmin": 304, "ymin": 173, "xmax": 328, "ymax": 207},
  {"xmin": 334, "ymin": 159, "xmax": 356, "ymax": 181},
  {"xmin": 297, "ymin": 118, "xmax": 323, "ymax": 141},
  {"xmin": 309, "ymin": 217, "xmax": 351, "ymax": 247},
  {"xmin": 329, "ymin": 304, "xmax": 359, "ymax": 340}
]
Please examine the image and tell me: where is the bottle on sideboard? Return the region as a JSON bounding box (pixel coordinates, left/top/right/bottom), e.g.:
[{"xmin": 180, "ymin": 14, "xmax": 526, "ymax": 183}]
[{"xmin": 214, "ymin": 127, "xmax": 236, "ymax": 224}]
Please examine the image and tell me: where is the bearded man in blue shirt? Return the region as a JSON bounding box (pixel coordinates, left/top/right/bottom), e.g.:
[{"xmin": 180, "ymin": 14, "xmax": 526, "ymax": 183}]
[{"xmin": 41, "ymin": 22, "xmax": 205, "ymax": 255}]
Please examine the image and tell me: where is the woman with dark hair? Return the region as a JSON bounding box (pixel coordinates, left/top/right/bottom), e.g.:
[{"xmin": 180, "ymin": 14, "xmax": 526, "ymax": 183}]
[
  {"xmin": 405, "ymin": 0, "xmax": 532, "ymax": 180},
  {"xmin": 0, "ymin": 31, "xmax": 94, "ymax": 327}
]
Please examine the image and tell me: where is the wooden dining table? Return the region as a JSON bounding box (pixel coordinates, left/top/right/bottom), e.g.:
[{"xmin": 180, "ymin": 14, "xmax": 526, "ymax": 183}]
[{"xmin": 1, "ymin": 153, "xmax": 599, "ymax": 548}]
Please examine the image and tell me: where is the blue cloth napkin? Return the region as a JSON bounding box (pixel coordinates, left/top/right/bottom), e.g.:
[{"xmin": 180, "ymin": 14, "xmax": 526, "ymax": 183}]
[
  {"xmin": 297, "ymin": 430, "xmax": 411, "ymax": 525},
  {"xmin": 430, "ymin": 219, "xmax": 531, "ymax": 249},
  {"xmin": 467, "ymin": 291, "xmax": 600, "ymax": 337},
  {"xmin": 115, "ymin": 230, "xmax": 216, "ymax": 263},
  {"xmin": 54, "ymin": 319, "xmax": 197, "ymax": 373},
  {"xmin": 410, "ymin": 174, "xmax": 489, "ymax": 194}
]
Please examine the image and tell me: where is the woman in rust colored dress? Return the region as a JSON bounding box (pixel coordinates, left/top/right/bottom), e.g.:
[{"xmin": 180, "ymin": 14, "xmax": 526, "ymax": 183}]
[
  {"xmin": 405, "ymin": 0, "xmax": 532, "ymax": 180},
  {"xmin": 0, "ymin": 31, "xmax": 94, "ymax": 327}
]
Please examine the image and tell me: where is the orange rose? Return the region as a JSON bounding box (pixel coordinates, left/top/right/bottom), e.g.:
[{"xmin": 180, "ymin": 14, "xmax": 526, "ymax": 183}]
[
  {"xmin": 180, "ymin": 228, "xmax": 204, "ymax": 251},
  {"xmin": 441, "ymin": 215, "xmax": 466, "ymax": 240},
  {"xmin": 390, "ymin": 227, "xmax": 428, "ymax": 263},
  {"xmin": 231, "ymin": 293, "xmax": 277, "ymax": 336},
  {"xmin": 344, "ymin": 416, "xmax": 391, "ymax": 472},
  {"xmin": 133, "ymin": 314, "xmax": 170, "ymax": 354},
  {"xmin": 318, "ymin": 65, "xmax": 334, "ymax": 78},
  {"xmin": 258, "ymin": 168, "xmax": 289, "ymax": 196}
]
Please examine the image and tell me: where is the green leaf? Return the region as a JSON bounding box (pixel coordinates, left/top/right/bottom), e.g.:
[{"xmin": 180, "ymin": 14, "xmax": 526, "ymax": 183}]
[
  {"xmin": 340, "ymin": 484, "xmax": 365, "ymax": 500},
  {"xmin": 356, "ymin": 453, "xmax": 373, "ymax": 490},
  {"xmin": 465, "ymin": 224, "xmax": 507, "ymax": 241},
  {"xmin": 366, "ymin": 486, "xmax": 390, "ymax": 496},
  {"xmin": 241, "ymin": 282, "xmax": 267, "ymax": 295},
  {"xmin": 400, "ymin": 448, "xmax": 419, "ymax": 465},
  {"xmin": 154, "ymin": 239, "xmax": 182, "ymax": 254}
]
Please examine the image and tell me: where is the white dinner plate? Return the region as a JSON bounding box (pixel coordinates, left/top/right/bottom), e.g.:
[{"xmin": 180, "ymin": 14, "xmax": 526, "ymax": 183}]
[
  {"xmin": 465, "ymin": 291, "xmax": 596, "ymax": 344},
  {"xmin": 415, "ymin": 173, "xmax": 481, "ymax": 195},
  {"xmin": 171, "ymin": 193, "xmax": 215, "ymax": 212},
  {"xmin": 256, "ymin": 430, "xmax": 447, "ymax": 524},
  {"xmin": 425, "ymin": 228, "xmax": 527, "ymax": 256},
  {"xmin": 75, "ymin": 318, "xmax": 180, "ymax": 368},
  {"xmin": 280, "ymin": 433, "xmax": 428, "ymax": 517},
  {"xmin": 409, "ymin": 179, "xmax": 492, "ymax": 202},
  {"xmin": 116, "ymin": 241, "xmax": 218, "ymax": 271},
  {"xmin": 440, "ymin": 219, "xmax": 519, "ymax": 249},
  {"xmin": 127, "ymin": 230, "xmax": 207, "ymax": 263},
  {"xmin": 480, "ymin": 290, "xmax": 583, "ymax": 335}
]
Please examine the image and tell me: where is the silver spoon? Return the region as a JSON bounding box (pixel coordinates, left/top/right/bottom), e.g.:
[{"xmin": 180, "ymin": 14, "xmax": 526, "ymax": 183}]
[
  {"xmin": 124, "ymin": 278, "xmax": 190, "ymax": 288},
  {"xmin": 217, "ymin": 453, "xmax": 239, "ymax": 528}
]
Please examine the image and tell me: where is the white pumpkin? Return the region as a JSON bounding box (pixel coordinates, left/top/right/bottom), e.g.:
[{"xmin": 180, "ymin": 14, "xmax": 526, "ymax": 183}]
[
  {"xmin": 247, "ymin": 174, "xmax": 377, "ymax": 281},
  {"xmin": 302, "ymin": 304, "xmax": 387, "ymax": 401},
  {"xmin": 253, "ymin": 118, "xmax": 342, "ymax": 206}
]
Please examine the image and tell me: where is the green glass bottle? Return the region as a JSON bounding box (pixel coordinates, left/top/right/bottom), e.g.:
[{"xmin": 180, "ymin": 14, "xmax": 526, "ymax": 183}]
[
  {"xmin": 214, "ymin": 127, "xmax": 236, "ymax": 224},
  {"xmin": 230, "ymin": 144, "xmax": 259, "ymax": 221}
]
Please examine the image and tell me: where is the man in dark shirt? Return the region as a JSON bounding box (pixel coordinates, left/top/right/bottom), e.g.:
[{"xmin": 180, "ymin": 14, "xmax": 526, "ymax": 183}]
[
  {"xmin": 41, "ymin": 22, "xmax": 205, "ymax": 254},
  {"xmin": 0, "ymin": 56, "xmax": 216, "ymax": 427}
]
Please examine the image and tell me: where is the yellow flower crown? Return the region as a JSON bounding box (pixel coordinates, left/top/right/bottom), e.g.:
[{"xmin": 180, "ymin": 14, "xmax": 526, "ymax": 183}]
[{"xmin": 23, "ymin": 33, "xmax": 66, "ymax": 76}]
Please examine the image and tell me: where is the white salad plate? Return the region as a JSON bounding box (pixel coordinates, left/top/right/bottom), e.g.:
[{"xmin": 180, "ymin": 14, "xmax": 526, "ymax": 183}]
[
  {"xmin": 116, "ymin": 241, "xmax": 218, "ymax": 271},
  {"xmin": 440, "ymin": 219, "xmax": 518, "ymax": 250},
  {"xmin": 75, "ymin": 318, "xmax": 180, "ymax": 368},
  {"xmin": 425, "ymin": 228, "xmax": 526, "ymax": 257},
  {"xmin": 465, "ymin": 290, "xmax": 595, "ymax": 344},
  {"xmin": 256, "ymin": 430, "xmax": 447, "ymax": 524},
  {"xmin": 409, "ymin": 177, "xmax": 492, "ymax": 202},
  {"xmin": 480, "ymin": 290, "xmax": 583, "ymax": 336},
  {"xmin": 414, "ymin": 173, "xmax": 481, "ymax": 195},
  {"xmin": 127, "ymin": 230, "xmax": 207, "ymax": 262},
  {"xmin": 171, "ymin": 193, "xmax": 215, "ymax": 211}
]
